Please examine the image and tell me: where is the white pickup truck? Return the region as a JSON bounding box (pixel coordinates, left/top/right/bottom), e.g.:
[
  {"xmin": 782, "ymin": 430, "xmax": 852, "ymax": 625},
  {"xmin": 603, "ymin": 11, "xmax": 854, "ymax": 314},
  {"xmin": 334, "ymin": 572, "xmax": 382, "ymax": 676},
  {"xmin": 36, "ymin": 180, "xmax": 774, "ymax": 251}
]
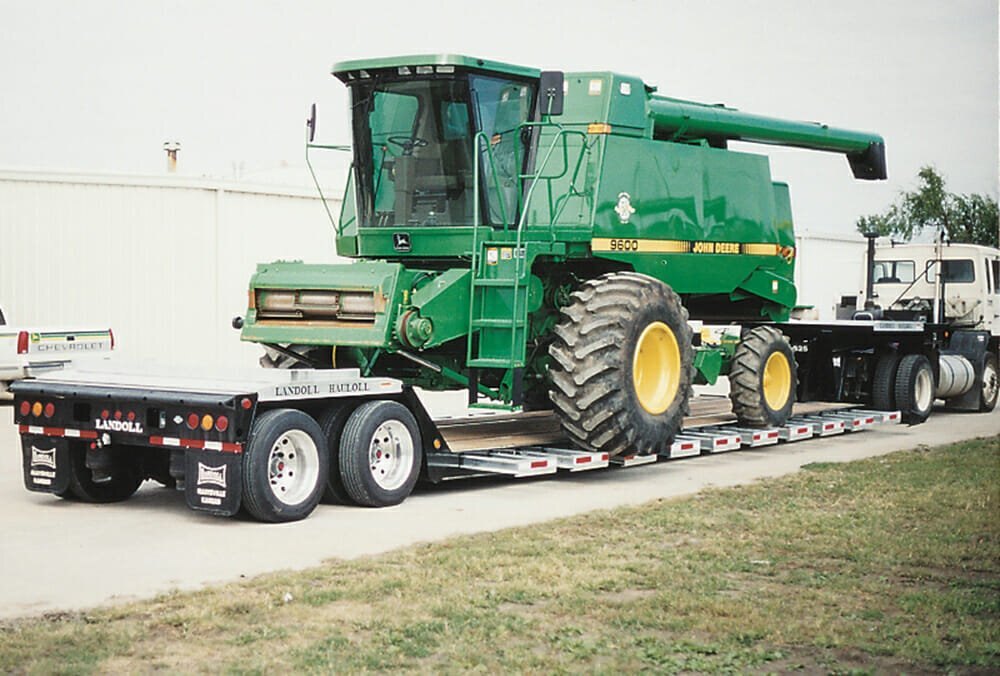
[{"xmin": 0, "ymin": 306, "xmax": 114, "ymax": 397}]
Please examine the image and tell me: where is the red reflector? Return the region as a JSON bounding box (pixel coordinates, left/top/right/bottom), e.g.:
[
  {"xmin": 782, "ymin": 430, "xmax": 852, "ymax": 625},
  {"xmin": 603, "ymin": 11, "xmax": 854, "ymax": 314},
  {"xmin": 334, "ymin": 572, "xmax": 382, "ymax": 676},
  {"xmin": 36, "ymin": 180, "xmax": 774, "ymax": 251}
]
[
  {"xmin": 575, "ymin": 456, "xmax": 591, "ymax": 464},
  {"xmin": 186, "ymin": 413, "xmax": 199, "ymax": 429},
  {"xmin": 600, "ymin": 453, "xmax": 609, "ymax": 461},
  {"xmin": 240, "ymin": 398, "xmax": 253, "ymax": 410},
  {"xmin": 127, "ymin": 411, "xmax": 136, "ymax": 422},
  {"xmin": 101, "ymin": 409, "xmax": 110, "ymax": 420},
  {"xmin": 16, "ymin": 331, "xmax": 29, "ymax": 354},
  {"xmin": 767, "ymin": 431, "xmax": 778, "ymax": 438},
  {"xmin": 43, "ymin": 403, "xmax": 55, "ymax": 418},
  {"xmin": 114, "ymin": 410, "xmax": 123, "ymax": 421},
  {"xmin": 215, "ymin": 416, "xmax": 229, "ymax": 432},
  {"xmin": 19, "ymin": 401, "xmax": 30, "ymax": 416},
  {"xmin": 530, "ymin": 460, "xmax": 548, "ymax": 469}
]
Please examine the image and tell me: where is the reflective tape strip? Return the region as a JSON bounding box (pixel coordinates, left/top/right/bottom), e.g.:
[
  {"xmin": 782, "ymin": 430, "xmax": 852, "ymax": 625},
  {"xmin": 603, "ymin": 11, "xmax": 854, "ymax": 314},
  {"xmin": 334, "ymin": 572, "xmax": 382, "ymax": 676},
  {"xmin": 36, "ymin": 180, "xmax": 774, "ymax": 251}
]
[
  {"xmin": 591, "ymin": 238, "xmax": 792, "ymax": 257},
  {"xmin": 149, "ymin": 436, "xmax": 242, "ymax": 454},
  {"xmin": 19, "ymin": 425, "xmax": 98, "ymax": 440}
]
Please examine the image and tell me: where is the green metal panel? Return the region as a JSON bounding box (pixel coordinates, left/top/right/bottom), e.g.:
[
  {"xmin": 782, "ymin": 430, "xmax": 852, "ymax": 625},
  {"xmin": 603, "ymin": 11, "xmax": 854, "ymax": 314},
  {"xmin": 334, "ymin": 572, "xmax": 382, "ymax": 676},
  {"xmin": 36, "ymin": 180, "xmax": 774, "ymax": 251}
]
[{"xmin": 332, "ymin": 54, "xmax": 540, "ymax": 81}]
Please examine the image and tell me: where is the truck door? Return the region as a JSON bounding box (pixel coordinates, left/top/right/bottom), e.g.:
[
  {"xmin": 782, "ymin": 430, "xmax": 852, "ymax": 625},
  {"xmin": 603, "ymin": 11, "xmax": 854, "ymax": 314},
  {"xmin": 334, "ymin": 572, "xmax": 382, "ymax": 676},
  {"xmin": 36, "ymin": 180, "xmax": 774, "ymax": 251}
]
[{"xmin": 989, "ymin": 255, "xmax": 1000, "ymax": 336}]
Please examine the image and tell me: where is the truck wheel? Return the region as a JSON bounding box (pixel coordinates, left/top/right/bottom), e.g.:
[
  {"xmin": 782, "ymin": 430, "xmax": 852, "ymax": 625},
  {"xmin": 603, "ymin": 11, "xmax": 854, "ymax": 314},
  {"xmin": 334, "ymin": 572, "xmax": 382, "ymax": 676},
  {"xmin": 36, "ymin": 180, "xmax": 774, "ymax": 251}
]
[
  {"xmin": 894, "ymin": 353, "xmax": 935, "ymax": 424},
  {"xmin": 317, "ymin": 403, "xmax": 357, "ymax": 504},
  {"xmin": 339, "ymin": 400, "xmax": 422, "ymax": 507},
  {"xmin": 241, "ymin": 409, "xmax": 328, "ymax": 522},
  {"xmin": 729, "ymin": 326, "xmax": 797, "ymax": 427},
  {"xmin": 65, "ymin": 443, "xmax": 142, "ymax": 503},
  {"xmin": 979, "ymin": 353, "xmax": 999, "ymax": 412},
  {"xmin": 871, "ymin": 352, "xmax": 901, "ymax": 411},
  {"xmin": 548, "ymin": 272, "xmax": 693, "ymax": 457}
]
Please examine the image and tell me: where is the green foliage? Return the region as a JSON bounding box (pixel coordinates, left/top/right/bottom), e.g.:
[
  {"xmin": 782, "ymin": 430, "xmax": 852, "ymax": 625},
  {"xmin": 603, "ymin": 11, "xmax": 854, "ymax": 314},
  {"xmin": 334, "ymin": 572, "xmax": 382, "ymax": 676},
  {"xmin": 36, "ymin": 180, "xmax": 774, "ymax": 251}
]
[{"xmin": 857, "ymin": 166, "xmax": 999, "ymax": 247}]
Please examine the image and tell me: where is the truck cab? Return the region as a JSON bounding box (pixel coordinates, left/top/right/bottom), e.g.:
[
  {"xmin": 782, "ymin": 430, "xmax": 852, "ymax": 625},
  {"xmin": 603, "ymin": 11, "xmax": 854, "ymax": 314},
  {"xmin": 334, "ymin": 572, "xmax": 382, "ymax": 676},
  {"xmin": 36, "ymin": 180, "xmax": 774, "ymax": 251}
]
[{"xmin": 863, "ymin": 242, "xmax": 1000, "ymax": 338}]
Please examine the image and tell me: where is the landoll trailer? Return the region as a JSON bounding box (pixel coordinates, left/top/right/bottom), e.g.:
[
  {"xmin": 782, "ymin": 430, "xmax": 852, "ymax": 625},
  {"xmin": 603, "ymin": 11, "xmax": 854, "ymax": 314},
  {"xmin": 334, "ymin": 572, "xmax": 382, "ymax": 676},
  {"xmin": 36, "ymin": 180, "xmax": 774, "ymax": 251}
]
[{"xmin": 11, "ymin": 55, "xmax": 997, "ymax": 522}]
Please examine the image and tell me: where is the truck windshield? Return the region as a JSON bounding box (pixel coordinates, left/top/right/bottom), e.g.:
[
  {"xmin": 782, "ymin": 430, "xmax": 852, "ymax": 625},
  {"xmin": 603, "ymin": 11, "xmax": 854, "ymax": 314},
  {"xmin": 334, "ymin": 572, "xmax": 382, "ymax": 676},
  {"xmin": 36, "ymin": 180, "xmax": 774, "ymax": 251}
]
[{"xmin": 349, "ymin": 73, "xmax": 536, "ymax": 229}]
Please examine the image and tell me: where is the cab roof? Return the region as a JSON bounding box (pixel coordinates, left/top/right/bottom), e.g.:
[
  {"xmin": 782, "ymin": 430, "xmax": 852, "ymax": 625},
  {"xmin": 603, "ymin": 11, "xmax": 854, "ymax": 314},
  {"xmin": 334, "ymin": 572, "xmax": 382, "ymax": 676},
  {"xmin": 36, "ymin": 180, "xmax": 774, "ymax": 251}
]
[{"xmin": 332, "ymin": 54, "xmax": 541, "ymax": 81}]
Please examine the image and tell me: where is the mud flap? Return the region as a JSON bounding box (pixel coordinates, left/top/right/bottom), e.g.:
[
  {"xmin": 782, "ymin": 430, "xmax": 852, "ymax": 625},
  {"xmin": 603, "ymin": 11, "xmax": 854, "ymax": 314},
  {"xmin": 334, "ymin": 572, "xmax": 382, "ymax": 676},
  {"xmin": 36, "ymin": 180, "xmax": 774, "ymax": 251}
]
[
  {"xmin": 184, "ymin": 450, "xmax": 242, "ymax": 516},
  {"xmin": 21, "ymin": 436, "xmax": 71, "ymax": 494}
]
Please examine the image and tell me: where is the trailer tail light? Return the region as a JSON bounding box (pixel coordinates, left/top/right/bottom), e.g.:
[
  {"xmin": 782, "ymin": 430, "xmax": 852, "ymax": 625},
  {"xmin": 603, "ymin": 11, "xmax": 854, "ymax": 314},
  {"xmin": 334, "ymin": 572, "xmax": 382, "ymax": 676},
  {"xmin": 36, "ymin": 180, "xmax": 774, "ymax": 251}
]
[
  {"xmin": 43, "ymin": 403, "xmax": 55, "ymax": 418},
  {"xmin": 215, "ymin": 416, "xmax": 229, "ymax": 432},
  {"xmin": 201, "ymin": 415, "xmax": 214, "ymax": 432},
  {"xmin": 17, "ymin": 331, "xmax": 29, "ymax": 354},
  {"xmin": 240, "ymin": 398, "xmax": 253, "ymax": 410},
  {"xmin": 19, "ymin": 401, "xmax": 30, "ymax": 416},
  {"xmin": 186, "ymin": 413, "xmax": 200, "ymax": 430},
  {"xmin": 31, "ymin": 402, "xmax": 43, "ymax": 417}
]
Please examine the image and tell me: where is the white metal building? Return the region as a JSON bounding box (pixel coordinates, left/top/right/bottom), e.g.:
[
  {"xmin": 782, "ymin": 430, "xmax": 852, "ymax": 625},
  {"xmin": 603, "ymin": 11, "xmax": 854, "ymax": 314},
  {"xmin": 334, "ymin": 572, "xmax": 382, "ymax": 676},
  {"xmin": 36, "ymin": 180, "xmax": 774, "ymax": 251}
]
[
  {"xmin": 794, "ymin": 229, "xmax": 867, "ymax": 320},
  {"xmin": 0, "ymin": 169, "xmax": 344, "ymax": 370}
]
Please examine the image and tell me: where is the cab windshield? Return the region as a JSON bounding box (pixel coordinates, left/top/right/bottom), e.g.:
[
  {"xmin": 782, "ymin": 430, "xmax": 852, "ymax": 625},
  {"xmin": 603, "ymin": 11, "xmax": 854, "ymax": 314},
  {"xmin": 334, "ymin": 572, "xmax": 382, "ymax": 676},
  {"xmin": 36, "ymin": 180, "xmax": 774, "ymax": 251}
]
[{"xmin": 349, "ymin": 73, "xmax": 535, "ymax": 229}]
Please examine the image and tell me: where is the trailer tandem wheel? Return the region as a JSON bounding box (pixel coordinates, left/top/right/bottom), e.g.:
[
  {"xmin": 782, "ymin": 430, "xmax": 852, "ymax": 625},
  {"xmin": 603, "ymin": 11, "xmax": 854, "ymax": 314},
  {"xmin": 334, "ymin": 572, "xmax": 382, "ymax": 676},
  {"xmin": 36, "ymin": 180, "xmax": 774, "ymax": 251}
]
[
  {"xmin": 64, "ymin": 442, "xmax": 142, "ymax": 503},
  {"xmin": 317, "ymin": 403, "xmax": 358, "ymax": 505},
  {"xmin": 729, "ymin": 326, "xmax": 797, "ymax": 427},
  {"xmin": 339, "ymin": 400, "xmax": 423, "ymax": 507},
  {"xmin": 894, "ymin": 354, "xmax": 934, "ymax": 424},
  {"xmin": 548, "ymin": 272, "xmax": 693, "ymax": 457},
  {"xmin": 241, "ymin": 408, "xmax": 328, "ymax": 522}
]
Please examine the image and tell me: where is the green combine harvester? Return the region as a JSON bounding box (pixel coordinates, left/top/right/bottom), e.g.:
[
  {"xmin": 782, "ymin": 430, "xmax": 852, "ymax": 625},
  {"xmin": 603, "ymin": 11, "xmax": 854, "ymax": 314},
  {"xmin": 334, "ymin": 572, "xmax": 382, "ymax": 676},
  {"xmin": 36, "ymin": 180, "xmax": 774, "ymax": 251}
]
[
  {"xmin": 15, "ymin": 55, "xmax": 996, "ymax": 522},
  {"xmin": 240, "ymin": 54, "xmax": 887, "ymax": 458}
]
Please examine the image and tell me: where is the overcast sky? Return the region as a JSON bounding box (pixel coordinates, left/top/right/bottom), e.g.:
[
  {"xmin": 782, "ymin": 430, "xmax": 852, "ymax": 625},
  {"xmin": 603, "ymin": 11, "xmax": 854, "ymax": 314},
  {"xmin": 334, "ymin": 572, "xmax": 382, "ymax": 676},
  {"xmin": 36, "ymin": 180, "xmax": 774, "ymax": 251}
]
[{"xmin": 1, "ymin": 0, "xmax": 996, "ymax": 236}]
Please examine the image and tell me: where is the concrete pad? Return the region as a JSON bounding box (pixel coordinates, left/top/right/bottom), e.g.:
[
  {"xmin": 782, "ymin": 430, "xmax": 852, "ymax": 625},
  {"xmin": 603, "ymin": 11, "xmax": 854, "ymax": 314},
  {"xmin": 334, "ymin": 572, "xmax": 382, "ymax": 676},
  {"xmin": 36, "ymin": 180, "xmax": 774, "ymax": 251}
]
[{"xmin": 0, "ymin": 403, "xmax": 996, "ymax": 619}]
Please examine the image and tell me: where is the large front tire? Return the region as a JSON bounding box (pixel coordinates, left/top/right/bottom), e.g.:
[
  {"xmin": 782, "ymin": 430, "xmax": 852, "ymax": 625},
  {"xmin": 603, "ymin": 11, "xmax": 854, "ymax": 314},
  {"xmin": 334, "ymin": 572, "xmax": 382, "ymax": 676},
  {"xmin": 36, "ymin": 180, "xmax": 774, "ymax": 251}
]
[
  {"xmin": 339, "ymin": 400, "xmax": 422, "ymax": 508},
  {"xmin": 241, "ymin": 409, "xmax": 328, "ymax": 522},
  {"xmin": 548, "ymin": 272, "xmax": 693, "ymax": 457},
  {"xmin": 729, "ymin": 326, "xmax": 797, "ymax": 427}
]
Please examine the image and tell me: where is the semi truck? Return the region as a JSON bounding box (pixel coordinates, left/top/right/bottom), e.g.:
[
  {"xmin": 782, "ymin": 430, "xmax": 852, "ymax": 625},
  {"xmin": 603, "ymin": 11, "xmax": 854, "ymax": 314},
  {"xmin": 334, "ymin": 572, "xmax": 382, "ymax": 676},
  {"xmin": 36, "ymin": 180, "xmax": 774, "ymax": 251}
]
[{"xmin": 11, "ymin": 55, "xmax": 998, "ymax": 522}]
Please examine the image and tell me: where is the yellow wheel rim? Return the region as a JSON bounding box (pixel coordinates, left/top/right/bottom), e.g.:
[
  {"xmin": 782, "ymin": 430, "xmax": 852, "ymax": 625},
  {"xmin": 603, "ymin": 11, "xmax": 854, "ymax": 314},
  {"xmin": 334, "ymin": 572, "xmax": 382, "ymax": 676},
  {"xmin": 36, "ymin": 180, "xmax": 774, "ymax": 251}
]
[
  {"xmin": 632, "ymin": 321, "xmax": 681, "ymax": 415},
  {"xmin": 762, "ymin": 351, "xmax": 792, "ymax": 410}
]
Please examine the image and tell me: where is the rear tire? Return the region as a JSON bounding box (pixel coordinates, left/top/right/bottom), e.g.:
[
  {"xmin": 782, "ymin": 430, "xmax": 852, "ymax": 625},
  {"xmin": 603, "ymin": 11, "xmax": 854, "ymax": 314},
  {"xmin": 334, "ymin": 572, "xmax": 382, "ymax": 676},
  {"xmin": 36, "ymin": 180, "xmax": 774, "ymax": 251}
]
[
  {"xmin": 548, "ymin": 272, "xmax": 693, "ymax": 457},
  {"xmin": 65, "ymin": 443, "xmax": 142, "ymax": 503},
  {"xmin": 317, "ymin": 403, "xmax": 357, "ymax": 505},
  {"xmin": 241, "ymin": 409, "xmax": 327, "ymax": 522},
  {"xmin": 871, "ymin": 352, "xmax": 901, "ymax": 411},
  {"xmin": 339, "ymin": 400, "xmax": 422, "ymax": 507},
  {"xmin": 729, "ymin": 326, "xmax": 797, "ymax": 427},
  {"xmin": 894, "ymin": 353, "xmax": 935, "ymax": 424},
  {"xmin": 979, "ymin": 353, "xmax": 999, "ymax": 412}
]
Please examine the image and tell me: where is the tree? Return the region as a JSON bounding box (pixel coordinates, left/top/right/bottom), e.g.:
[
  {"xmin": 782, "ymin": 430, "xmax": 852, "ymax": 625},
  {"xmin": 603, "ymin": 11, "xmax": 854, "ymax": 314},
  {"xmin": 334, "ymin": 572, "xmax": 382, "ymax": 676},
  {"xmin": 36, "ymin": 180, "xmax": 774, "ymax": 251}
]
[{"xmin": 856, "ymin": 166, "xmax": 999, "ymax": 248}]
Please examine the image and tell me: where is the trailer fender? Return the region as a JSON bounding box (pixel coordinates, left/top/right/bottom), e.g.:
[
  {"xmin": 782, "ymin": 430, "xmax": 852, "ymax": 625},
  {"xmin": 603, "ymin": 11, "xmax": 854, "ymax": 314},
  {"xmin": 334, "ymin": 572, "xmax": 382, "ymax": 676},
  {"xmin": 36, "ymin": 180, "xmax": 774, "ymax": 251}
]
[
  {"xmin": 184, "ymin": 449, "xmax": 243, "ymax": 516},
  {"xmin": 20, "ymin": 435, "xmax": 71, "ymax": 495}
]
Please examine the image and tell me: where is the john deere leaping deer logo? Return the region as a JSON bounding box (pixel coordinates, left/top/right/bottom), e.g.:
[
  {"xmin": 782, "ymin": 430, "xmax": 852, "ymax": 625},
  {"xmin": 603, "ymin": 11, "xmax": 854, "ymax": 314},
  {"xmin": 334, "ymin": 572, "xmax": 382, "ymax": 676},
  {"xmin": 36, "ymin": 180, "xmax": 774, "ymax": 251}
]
[{"xmin": 615, "ymin": 192, "xmax": 636, "ymax": 224}]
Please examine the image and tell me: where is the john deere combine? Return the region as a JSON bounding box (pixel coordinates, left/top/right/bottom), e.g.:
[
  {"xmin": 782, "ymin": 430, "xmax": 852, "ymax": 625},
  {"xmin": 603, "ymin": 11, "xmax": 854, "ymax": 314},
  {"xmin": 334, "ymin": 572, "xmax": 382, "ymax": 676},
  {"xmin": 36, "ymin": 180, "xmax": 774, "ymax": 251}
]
[{"xmin": 240, "ymin": 54, "xmax": 887, "ymax": 457}]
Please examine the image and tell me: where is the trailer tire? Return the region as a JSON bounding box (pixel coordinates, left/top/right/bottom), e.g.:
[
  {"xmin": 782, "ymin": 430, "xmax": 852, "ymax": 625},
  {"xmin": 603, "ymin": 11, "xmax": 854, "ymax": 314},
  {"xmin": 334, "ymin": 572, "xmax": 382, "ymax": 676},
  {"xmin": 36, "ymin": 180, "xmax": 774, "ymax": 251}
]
[
  {"xmin": 317, "ymin": 403, "xmax": 357, "ymax": 505},
  {"xmin": 894, "ymin": 353, "xmax": 935, "ymax": 424},
  {"xmin": 242, "ymin": 408, "xmax": 328, "ymax": 522},
  {"xmin": 729, "ymin": 326, "xmax": 797, "ymax": 427},
  {"xmin": 979, "ymin": 353, "xmax": 999, "ymax": 412},
  {"xmin": 65, "ymin": 443, "xmax": 142, "ymax": 503},
  {"xmin": 871, "ymin": 352, "xmax": 901, "ymax": 411},
  {"xmin": 548, "ymin": 272, "xmax": 693, "ymax": 457},
  {"xmin": 339, "ymin": 400, "xmax": 422, "ymax": 507}
]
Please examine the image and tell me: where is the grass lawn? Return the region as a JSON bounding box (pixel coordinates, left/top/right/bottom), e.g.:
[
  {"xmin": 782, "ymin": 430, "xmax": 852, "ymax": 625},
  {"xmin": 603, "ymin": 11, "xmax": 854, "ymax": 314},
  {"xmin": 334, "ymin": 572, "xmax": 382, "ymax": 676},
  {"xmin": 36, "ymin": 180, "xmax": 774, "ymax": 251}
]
[{"xmin": 2, "ymin": 435, "xmax": 998, "ymax": 674}]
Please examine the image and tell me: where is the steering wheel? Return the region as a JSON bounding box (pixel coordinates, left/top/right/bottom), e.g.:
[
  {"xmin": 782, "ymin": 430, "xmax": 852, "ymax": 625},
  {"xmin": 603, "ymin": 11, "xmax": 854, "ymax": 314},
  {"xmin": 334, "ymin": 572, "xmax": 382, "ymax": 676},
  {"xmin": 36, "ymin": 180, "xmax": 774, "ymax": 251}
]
[{"xmin": 387, "ymin": 135, "xmax": 429, "ymax": 156}]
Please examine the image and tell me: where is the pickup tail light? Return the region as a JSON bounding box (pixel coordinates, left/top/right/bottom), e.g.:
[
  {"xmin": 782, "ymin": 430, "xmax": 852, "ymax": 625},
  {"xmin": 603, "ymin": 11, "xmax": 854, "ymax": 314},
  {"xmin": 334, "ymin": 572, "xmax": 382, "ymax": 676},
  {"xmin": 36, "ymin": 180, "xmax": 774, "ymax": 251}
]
[{"xmin": 16, "ymin": 331, "xmax": 28, "ymax": 354}]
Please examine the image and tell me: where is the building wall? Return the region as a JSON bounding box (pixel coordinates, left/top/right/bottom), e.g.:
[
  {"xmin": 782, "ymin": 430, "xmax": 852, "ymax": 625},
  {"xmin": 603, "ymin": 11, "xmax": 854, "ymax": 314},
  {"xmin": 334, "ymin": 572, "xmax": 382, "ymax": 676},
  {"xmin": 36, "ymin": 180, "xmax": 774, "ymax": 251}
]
[
  {"xmin": 0, "ymin": 170, "xmax": 344, "ymax": 370},
  {"xmin": 794, "ymin": 230, "xmax": 867, "ymax": 319}
]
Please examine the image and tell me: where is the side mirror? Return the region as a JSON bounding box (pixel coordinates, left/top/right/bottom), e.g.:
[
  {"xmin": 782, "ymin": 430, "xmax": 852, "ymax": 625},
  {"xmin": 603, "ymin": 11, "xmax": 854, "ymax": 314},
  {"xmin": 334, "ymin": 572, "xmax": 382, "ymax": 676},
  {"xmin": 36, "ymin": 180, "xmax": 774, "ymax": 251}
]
[
  {"xmin": 539, "ymin": 71, "xmax": 564, "ymax": 117},
  {"xmin": 306, "ymin": 103, "xmax": 317, "ymax": 143}
]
